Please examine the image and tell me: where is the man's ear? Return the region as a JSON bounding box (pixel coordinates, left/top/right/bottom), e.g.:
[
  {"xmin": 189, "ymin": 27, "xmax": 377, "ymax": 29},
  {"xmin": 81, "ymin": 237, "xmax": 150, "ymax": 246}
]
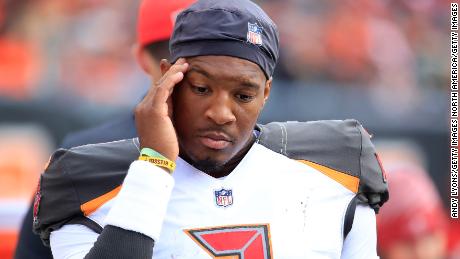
[
  {"xmin": 263, "ymin": 77, "xmax": 272, "ymax": 105},
  {"xmin": 133, "ymin": 44, "xmax": 162, "ymax": 81}
]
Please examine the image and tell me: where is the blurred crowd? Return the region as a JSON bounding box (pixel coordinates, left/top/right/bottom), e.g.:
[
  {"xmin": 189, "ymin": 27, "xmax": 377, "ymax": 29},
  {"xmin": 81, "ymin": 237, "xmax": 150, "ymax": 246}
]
[
  {"xmin": 0, "ymin": 0, "xmax": 454, "ymax": 258},
  {"xmin": 266, "ymin": 0, "xmax": 447, "ymax": 87},
  {"xmin": 263, "ymin": 0, "xmax": 448, "ymax": 112},
  {"xmin": 0, "ymin": 0, "xmax": 145, "ymax": 105},
  {"xmin": 0, "ymin": 0, "xmax": 450, "ymax": 105}
]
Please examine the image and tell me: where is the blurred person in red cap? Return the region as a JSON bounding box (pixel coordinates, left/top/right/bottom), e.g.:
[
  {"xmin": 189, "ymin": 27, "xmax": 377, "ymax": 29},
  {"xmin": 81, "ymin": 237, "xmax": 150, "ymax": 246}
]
[
  {"xmin": 376, "ymin": 141, "xmax": 448, "ymax": 259},
  {"xmin": 135, "ymin": 0, "xmax": 194, "ymax": 80},
  {"xmin": 14, "ymin": 1, "xmax": 196, "ymax": 258}
]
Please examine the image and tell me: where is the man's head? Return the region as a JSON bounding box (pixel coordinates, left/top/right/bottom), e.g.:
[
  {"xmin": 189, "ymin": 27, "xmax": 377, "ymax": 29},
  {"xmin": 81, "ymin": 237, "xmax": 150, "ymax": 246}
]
[
  {"xmin": 135, "ymin": 0, "xmax": 195, "ymax": 80},
  {"xmin": 164, "ymin": 0, "xmax": 279, "ymax": 173}
]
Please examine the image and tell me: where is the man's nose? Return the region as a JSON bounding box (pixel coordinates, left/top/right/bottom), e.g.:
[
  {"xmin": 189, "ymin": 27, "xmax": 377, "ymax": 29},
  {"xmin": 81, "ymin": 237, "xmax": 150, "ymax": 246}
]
[{"xmin": 204, "ymin": 95, "xmax": 236, "ymax": 125}]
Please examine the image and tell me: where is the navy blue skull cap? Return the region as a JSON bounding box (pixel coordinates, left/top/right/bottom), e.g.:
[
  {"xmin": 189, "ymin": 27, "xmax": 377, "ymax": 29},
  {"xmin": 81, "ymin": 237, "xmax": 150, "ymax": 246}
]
[{"xmin": 170, "ymin": 0, "xmax": 280, "ymax": 79}]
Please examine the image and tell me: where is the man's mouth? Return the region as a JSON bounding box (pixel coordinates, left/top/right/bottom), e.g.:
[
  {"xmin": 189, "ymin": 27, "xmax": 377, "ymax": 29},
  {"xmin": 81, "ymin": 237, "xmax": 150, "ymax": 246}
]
[{"xmin": 199, "ymin": 132, "xmax": 233, "ymax": 150}]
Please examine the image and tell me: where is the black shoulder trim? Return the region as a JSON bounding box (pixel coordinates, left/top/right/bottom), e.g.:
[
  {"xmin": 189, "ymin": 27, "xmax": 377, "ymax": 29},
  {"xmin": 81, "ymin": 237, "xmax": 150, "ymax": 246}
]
[
  {"xmin": 67, "ymin": 215, "xmax": 103, "ymax": 234},
  {"xmin": 343, "ymin": 195, "xmax": 359, "ymax": 239}
]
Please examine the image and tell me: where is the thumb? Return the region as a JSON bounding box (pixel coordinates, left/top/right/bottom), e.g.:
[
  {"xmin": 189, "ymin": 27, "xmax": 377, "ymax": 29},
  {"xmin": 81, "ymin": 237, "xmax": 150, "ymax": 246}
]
[{"xmin": 167, "ymin": 96, "xmax": 174, "ymax": 119}]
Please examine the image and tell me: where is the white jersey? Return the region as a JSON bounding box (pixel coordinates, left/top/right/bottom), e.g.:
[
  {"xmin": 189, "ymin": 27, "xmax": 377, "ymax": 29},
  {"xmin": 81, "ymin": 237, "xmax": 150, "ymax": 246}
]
[{"xmin": 50, "ymin": 143, "xmax": 378, "ymax": 258}]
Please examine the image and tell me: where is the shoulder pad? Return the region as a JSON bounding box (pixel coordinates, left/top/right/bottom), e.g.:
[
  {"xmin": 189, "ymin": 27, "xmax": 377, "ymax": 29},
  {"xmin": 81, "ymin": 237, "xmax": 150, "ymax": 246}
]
[
  {"xmin": 257, "ymin": 119, "xmax": 388, "ymax": 212},
  {"xmin": 33, "ymin": 139, "xmax": 138, "ymax": 246}
]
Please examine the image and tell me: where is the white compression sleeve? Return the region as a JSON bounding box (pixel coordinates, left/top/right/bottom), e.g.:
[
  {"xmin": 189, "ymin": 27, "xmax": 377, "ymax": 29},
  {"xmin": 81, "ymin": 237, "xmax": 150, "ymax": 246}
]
[{"xmin": 104, "ymin": 160, "xmax": 175, "ymax": 242}]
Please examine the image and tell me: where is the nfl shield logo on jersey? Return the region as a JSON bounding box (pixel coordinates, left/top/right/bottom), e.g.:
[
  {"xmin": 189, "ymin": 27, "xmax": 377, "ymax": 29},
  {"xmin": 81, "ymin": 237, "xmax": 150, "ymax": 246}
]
[
  {"xmin": 247, "ymin": 22, "xmax": 263, "ymax": 45},
  {"xmin": 215, "ymin": 188, "xmax": 233, "ymax": 207}
]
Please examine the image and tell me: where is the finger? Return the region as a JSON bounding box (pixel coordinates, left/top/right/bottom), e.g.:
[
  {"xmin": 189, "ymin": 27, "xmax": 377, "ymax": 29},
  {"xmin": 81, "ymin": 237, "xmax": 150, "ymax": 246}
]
[
  {"xmin": 175, "ymin": 57, "xmax": 187, "ymax": 65},
  {"xmin": 160, "ymin": 59, "xmax": 188, "ymax": 83},
  {"xmin": 153, "ymin": 71, "xmax": 185, "ymax": 105},
  {"xmin": 158, "ymin": 61, "xmax": 188, "ymax": 95},
  {"xmin": 143, "ymin": 59, "xmax": 188, "ymax": 103},
  {"xmin": 162, "ymin": 58, "xmax": 187, "ymax": 113}
]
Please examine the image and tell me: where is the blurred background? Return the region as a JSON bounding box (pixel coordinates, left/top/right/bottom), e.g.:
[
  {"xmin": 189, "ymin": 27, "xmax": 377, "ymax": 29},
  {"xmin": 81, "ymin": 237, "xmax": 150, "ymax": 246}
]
[{"xmin": 0, "ymin": 0, "xmax": 455, "ymax": 258}]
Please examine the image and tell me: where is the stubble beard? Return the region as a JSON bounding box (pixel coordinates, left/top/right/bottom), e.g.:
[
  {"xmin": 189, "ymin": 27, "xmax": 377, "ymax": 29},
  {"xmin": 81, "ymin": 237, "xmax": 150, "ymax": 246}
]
[
  {"xmin": 178, "ymin": 143, "xmax": 229, "ymax": 175},
  {"xmin": 191, "ymin": 157, "xmax": 227, "ymax": 175},
  {"xmin": 179, "ymin": 133, "xmax": 255, "ymax": 177}
]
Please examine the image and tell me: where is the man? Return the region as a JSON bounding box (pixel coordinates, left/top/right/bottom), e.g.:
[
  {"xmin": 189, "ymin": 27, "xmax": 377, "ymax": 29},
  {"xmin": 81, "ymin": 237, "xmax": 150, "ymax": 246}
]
[
  {"xmin": 14, "ymin": 1, "xmax": 196, "ymax": 258},
  {"xmin": 34, "ymin": 0, "xmax": 381, "ymax": 258}
]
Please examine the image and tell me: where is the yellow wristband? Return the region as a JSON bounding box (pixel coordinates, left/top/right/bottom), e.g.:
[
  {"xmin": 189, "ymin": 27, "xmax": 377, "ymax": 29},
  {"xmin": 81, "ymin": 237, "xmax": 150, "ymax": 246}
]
[{"xmin": 138, "ymin": 156, "xmax": 176, "ymax": 173}]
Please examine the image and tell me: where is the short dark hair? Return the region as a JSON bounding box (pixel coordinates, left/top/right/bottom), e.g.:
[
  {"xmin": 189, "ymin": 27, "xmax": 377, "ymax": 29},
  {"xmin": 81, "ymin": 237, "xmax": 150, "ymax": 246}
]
[{"xmin": 143, "ymin": 40, "xmax": 170, "ymax": 61}]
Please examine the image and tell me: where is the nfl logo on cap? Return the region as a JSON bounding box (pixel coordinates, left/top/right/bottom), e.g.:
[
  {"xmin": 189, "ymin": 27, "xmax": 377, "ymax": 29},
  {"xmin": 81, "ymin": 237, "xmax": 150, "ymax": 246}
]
[
  {"xmin": 215, "ymin": 188, "xmax": 233, "ymax": 207},
  {"xmin": 247, "ymin": 22, "xmax": 263, "ymax": 45}
]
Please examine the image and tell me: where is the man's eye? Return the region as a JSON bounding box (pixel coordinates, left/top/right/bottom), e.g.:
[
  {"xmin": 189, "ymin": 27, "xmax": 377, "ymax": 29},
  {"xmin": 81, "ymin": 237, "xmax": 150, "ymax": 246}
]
[
  {"xmin": 191, "ymin": 85, "xmax": 209, "ymax": 94},
  {"xmin": 236, "ymin": 94, "xmax": 254, "ymax": 102}
]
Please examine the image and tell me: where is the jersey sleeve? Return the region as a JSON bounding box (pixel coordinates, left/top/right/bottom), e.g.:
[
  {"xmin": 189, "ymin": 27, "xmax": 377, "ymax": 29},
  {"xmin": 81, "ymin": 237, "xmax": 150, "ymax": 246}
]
[
  {"xmin": 257, "ymin": 119, "xmax": 389, "ymax": 212},
  {"xmin": 33, "ymin": 139, "xmax": 140, "ymax": 246},
  {"xmin": 48, "ymin": 159, "xmax": 174, "ymax": 259},
  {"xmin": 340, "ymin": 204, "xmax": 379, "ymax": 259},
  {"xmin": 33, "ymin": 149, "xmax": 83, "ymax": 246}
]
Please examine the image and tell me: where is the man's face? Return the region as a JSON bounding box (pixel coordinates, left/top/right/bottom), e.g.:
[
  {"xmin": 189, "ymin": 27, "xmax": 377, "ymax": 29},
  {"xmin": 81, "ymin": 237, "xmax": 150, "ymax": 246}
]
[{"xmin": 171, "ymin": 55, "xmax": 271, "ymax": 172}]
